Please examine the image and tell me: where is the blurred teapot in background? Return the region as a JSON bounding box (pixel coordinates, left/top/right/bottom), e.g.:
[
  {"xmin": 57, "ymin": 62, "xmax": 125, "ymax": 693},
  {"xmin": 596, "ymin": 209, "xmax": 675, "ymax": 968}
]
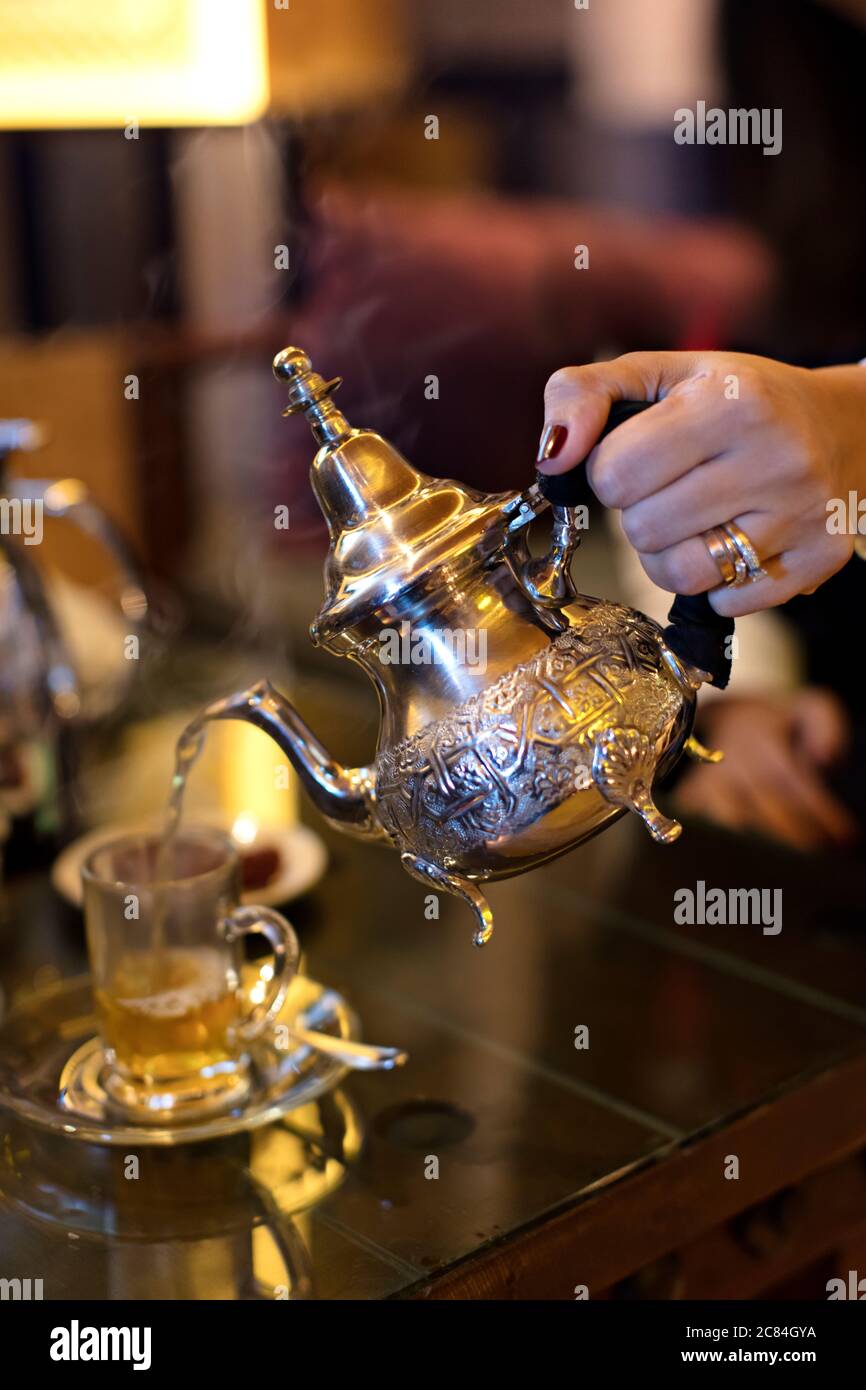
[
  {"xmin": 0, "ymin": 419, "xmax": 150, "ymax": 840},
  {"xmin": 199, "ymin": 348, "xmax": 734, "ymax": 945}
]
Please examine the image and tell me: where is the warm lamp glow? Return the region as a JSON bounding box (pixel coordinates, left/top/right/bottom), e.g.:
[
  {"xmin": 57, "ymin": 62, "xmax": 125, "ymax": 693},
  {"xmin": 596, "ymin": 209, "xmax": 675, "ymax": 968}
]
[
  {"xmin": 230, "ymin": 812, "xmax": 259, "ymax": 847},
  {"xmin": 0, "ymin": 0, "xmax": 268, "ymax": 129},
  {"xmin": 219, "ymin": 723, "xmax": 298, "ymax": 830},
  {"xmin": 266, "ymin": 0, "xmax": 408, "ymax": 117}
]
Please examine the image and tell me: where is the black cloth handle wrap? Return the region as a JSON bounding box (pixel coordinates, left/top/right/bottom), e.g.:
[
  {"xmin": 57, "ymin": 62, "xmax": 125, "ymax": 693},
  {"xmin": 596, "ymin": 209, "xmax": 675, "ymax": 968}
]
[
  {"xmin": 663, "ymin": 593, "xmax": 734, "ymax": 689},
  {"xmin": 536, "ymin": 399, "xmax": 734, "ymax": 689}
]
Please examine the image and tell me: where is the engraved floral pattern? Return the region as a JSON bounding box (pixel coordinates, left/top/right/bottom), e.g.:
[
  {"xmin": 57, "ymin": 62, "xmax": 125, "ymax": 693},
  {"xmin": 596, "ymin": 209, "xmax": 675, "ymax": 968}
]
[{"xmin": 375, "ymin": 604, "xmax": 686, "ymax": 865}]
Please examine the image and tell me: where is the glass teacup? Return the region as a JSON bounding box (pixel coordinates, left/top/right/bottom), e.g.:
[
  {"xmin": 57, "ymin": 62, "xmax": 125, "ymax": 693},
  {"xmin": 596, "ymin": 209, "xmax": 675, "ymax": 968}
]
[{"xmin": 81, "ymin": 827, "xmax": 298, "ymax": 1123}]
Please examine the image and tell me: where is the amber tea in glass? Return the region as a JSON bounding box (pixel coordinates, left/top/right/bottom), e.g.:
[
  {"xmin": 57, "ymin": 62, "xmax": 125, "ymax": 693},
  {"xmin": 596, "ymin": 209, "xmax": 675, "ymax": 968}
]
[{"xmin": 82, "ymin": 827, "xmax": 298, "ymax": 1123}]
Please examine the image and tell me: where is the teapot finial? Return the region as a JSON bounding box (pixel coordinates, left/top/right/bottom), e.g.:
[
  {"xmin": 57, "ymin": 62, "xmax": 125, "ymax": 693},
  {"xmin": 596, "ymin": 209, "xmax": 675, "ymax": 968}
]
[
  {"xmin": 273, "ymin": 343, "xmax": 516, "ymax": 656},
  {"xmin": 273, "ymin": 346, "xmax": 351, "ymax": 447},
  {"xmin": 272, "ymin": 345, "xmax": 311, "ymax": 381}
]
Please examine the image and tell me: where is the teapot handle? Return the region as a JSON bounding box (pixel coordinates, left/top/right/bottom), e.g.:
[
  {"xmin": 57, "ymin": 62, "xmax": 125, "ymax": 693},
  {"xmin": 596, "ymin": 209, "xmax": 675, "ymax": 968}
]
[{"xmin": 535, "ymin": 401, "xmax": 735, "ymax": 690}]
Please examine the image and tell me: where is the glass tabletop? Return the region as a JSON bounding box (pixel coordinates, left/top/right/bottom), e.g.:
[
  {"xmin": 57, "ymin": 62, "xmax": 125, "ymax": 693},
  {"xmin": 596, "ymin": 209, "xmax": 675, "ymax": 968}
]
[{"xmin": 2, "ymin": 657, "xmax": 865, "ymax": 1299}]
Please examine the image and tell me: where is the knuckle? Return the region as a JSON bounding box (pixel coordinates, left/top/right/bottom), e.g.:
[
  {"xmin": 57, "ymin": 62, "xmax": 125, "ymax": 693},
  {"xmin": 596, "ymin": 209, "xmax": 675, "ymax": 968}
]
[
  {"xmin": 708, "ymin": 583, "xmax": 773, "ymax": 617},
  {"xmin": 737, "ymin": 366, "xmax": 774, "ymax": 422},
  {"xmin": 642, "ymin": 547, "xmax": 702, "ymax": 594},
  {"xmin": 782, "ymin": 430, "xmax": 821, "ymax": 488},
  {"xmin": 673, "ymin": 369, "xmax": 717, "ymax": 402},
  {"xmin": 821, "ymin": 534, "xmax": 854, "ymax": 579},
  {"xmin": 708, "ymin": 587, "xmax": 739, "ymax": 617},
  {"xmin": 616, "ymin": 351, "xmax": 645, "ymax": 373},
  {"xmin": 664, "ymin": 548, "xmax": 704, "ymax": 594},
  {"xmin": 592, "ymin": 463, "xmax": 626, "ymax": 510},
  {"xmin": 543, "ymin": 367, "xmax": 582, "ymax": 404},
  {"xmin": 622, "ymin": 505, "xmax": 656, "ymax": 552}
]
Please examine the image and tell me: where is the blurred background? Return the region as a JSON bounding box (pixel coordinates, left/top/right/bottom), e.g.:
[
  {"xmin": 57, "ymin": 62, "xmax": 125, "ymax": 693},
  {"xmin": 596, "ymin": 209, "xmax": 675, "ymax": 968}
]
[{"xmin": 1, "ymin": 0, "xmax": 865, "ymax": 853}]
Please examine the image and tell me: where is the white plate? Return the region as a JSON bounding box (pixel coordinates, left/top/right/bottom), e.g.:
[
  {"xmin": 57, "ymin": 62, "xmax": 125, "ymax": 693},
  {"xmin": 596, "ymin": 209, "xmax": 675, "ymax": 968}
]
[{"xmin": 51, "ymin": 819, "xmax": 327, "ymax": 910}]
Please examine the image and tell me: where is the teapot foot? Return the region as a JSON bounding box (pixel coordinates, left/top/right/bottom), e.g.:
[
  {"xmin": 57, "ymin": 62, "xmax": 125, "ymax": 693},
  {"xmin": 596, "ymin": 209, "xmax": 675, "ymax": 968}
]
[
  {"xmin": 684, "ymin": 734, "xmax": 724, "ymax": 764},
  {"xmin": 400, "ymin": 852, "xmax": 494, "ymax": 947},
  {"xmin": 629, "ymin": 785, "xmax": 683, "ymax": 844},
  {"xmin": 591, "ymin": 725, "xmax": 683, "ymax": 845}
]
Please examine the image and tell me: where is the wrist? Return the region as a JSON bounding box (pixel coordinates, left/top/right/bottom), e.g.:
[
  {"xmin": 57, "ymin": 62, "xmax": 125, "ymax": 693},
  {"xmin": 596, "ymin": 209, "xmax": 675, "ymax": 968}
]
[{"xmin": 812, "ymin": 364, "xmax": 866, "ymax": 495}]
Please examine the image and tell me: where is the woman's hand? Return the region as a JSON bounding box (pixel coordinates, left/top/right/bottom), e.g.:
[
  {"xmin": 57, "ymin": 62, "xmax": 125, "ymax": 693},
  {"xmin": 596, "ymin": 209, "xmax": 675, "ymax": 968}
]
[
  {"xmin": 675, "ymin": 689, "xmax": 858, "ymax": 850},
  {"xmin": 538, "ymin": 352, "xmax": 866, "ymax": 615}
]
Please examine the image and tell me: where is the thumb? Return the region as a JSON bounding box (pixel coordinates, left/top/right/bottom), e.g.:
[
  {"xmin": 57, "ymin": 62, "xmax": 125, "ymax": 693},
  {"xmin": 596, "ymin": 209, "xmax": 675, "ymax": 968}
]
[{"xmin": 537, "ymin": 351, "xmax": 700, "ymax": 475}]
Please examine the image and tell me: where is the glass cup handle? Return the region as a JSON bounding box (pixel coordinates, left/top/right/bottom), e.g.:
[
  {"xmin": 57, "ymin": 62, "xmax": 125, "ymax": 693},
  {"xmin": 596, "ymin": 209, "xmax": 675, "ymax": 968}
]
[{"xmin": 220, "ymin": 905, "xmax": 300, "ymax": 1042}]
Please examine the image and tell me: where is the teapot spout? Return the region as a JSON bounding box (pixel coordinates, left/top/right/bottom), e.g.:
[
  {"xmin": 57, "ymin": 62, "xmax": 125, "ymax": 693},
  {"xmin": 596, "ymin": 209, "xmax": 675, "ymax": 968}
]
[{"xmin": 203, "ymin": 680, "xmax": 385, "ymax": 842}]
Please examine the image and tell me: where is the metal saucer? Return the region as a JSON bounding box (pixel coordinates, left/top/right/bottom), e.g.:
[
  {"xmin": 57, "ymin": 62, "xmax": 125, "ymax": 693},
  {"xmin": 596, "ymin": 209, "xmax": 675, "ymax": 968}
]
[{"xmin": 0, "ymin": 973, "xmax": 360, "ymax": 1147}]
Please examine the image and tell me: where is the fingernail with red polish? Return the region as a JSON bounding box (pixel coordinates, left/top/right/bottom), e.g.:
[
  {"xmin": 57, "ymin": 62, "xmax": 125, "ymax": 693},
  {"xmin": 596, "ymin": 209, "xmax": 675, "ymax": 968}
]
[{"xmin": 536, "ymin": 423, "xmax": 567, "ymax": 466}]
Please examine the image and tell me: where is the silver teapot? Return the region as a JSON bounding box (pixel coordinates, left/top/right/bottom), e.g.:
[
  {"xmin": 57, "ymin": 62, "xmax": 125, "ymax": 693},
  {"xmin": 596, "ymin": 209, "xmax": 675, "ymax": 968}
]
[
  {"xmin": 0, "ymin": 419, "xmax": 150, "ymax": 833},
  {"xmin": 204, "ymin": 348, "xmax": 733, "ymax": 945}
]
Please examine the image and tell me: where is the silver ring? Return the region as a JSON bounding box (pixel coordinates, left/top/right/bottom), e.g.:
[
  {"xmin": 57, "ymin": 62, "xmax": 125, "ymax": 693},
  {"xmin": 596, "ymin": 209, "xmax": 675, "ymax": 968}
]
[{"xmin": 720, "ymin": 521, "xmax": 768, "ymax": 584}]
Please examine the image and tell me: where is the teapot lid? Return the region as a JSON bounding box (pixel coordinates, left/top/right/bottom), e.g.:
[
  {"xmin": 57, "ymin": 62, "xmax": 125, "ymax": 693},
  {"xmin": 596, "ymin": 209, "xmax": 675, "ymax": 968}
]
[{"xmin": 274, "ymin": 348, "xmax": 517, "ymax": 651}]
